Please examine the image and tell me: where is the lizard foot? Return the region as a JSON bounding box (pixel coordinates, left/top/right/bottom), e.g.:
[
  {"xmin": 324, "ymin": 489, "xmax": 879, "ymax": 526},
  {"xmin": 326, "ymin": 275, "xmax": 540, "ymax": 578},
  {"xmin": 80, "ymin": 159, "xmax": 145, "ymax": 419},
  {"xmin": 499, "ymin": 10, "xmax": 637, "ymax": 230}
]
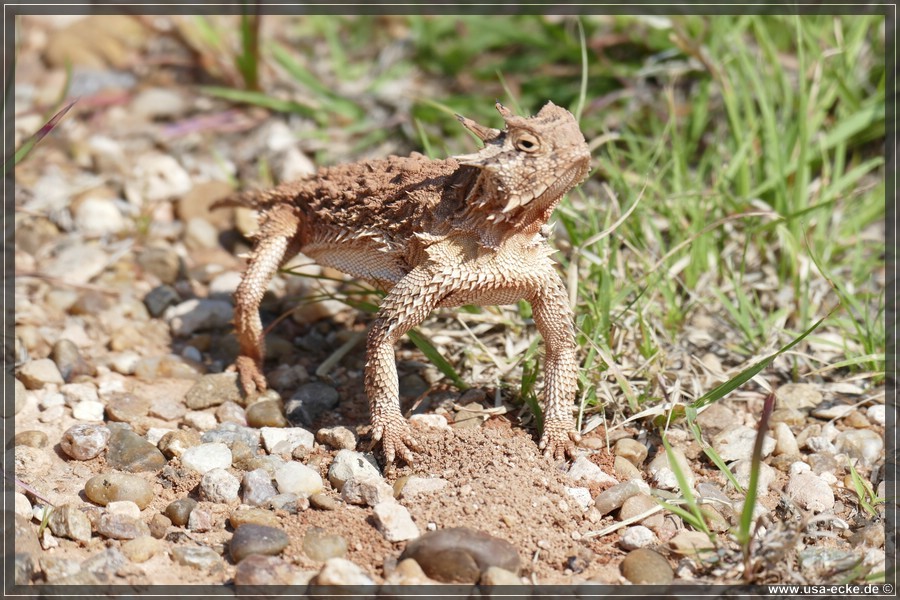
[
  {"xmin": 231, "ymin": 356, "xmax": 268, "ymax": 395},
  {"xmin": 370, "ymin": 415, "xmax": 421, "ymax": 467},
  {"xmin": 539, "ymin": 420, "xmax": 581, "ymax": 461}
]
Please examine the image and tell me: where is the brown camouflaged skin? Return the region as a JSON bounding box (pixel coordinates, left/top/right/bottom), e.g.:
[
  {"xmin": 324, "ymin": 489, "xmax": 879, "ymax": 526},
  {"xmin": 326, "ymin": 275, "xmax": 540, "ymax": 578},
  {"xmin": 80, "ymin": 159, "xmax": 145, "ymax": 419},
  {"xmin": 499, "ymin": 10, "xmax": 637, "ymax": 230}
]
[{"xmin": 217, "ymin": 101, "xmax": 592, "ymax": 466}]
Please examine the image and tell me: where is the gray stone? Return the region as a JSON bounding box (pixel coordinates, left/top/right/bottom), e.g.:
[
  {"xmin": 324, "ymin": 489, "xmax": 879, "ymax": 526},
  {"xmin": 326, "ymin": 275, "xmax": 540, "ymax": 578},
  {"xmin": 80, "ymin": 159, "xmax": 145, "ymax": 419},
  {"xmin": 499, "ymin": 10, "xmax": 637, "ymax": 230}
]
[
  {"xmin": 106, "ymin": 428, "xmax": 167, "ymax": 472},
  {"xmin": 786, "ymin": 472, "xmax": 835, "ymax": 512},
  {"xmin": 835, "ymin": 429, "xmax": 884, "ymax": 468},
  {"xmin": 105, "ymin": 393, "xmax": 150, "ymax": 422},
  {"xmin": 242, "ymin": 468, "xmax": 278, "ymax": 507},
  {"xmin": 712, "ymin": 425, "xmax": 775, "ymax": 462},
  {"xmin": 619, "ymin": 526, "xmax": 656, "ymax": 550},
  {"xmin": 285, "ymin": 382, "xmax": 340, "ymax": 427},
  {"xmin": 594, "ymin": 481, "xmax": 644, "ymax": 515},
  {"xmin": 48, "ymin": 504, "xmax": 92, "ymax": 542},
  {"xmin": 167, "ymin": 299, "xmax": 233, "ymax": 336},
  {"xmin": 143, "ymin": 285, "xmax": 181, "ymax": 318},
  {"xmin": 229, "ymin": 524, "xmax": 290, "ymax": 563},
  {"xmin": 261, "ymin": 426, "xmax": 314, "ymax": 454},
  {"xmin": 97, "ymin": 513, "xmax": 145, "ymax": 540},
  {"xmin": 201, "ymin": 422, "xmax": 260, "ymax": 449},
  {"xmin": 165, "ymin": 498, "xmax": 198, "ymax": 527},
  {"xmin": 568, "ymin": 456, "xmax": 618, "ymax": 484},
  {"xmin": 647, "ymin": 445, "xmax": 695, "ymax": 490},
  {"xmin": 137, "ymin": 246, "xmax": 183, "ymax": 284},
  {"xmin": 327, "ymin": 449, "xmax": 382, "ymax": 491},
  {"xmin": 158, "ymin": 429, "xmax": 201, "ymax": 459},
  {"xmin": 233, "ymin": 554, "xmax": 294, "ymax": 585},
  {"xmin": 400, "ymin": 527, "xmax": 520, "ymax": 584},
  {"xmin": 185, "ymin": 373, "xmax": 243, "ymax": 409},
  {"xmin": 51, "ymin": 339, "xmax": 94, "ymax": 382},
  {"xmin": 200, "ymin": 468, "xmax": 241, "ymax": 503}
]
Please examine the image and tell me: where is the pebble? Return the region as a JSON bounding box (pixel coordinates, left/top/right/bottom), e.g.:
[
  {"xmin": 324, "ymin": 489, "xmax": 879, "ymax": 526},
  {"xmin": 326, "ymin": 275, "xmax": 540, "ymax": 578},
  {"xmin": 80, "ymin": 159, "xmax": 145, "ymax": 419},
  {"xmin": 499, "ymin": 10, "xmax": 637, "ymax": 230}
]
[
  {"xmin": 731, "ymin": 459, "xmax": 776, "ymax": 493},
  {"xmin": 121, "ymin": 536, "xmax": 162, "ymax": 563},
  {"xmin": 400, "ymin": 527, "xmax": 520, "ymax": 584},
  {"xmin": 171, "ymin": 546, "xmax": 223, "ymax": 570},
  {"xmin": 372, "ymin": 500, "xmax": 420, "ymax": 541},
  {"xmin": 131, "ymin": 87, "xmax": 188, "ymax": 120},
  {"xmin": 184, "ymin": 217, "xmax": 219, "ymax": 250},
  {"xmin": 620, "ymin": 548, "xmax": 673, "ymax": 584},
  {"xmin": 180, "ymin": 442, "xmax": 233, "ymax": 474},
  {"xmin": 14, "ymin": 430, "xmax": 49, "ymax": 448},
  {"xmin": 274, "ymin": 461, "xmax": 323, "ymax": 497},
  {"xmin": 409, "ymin": 413, "xmax": 451, "ymax": 430},
  {"xmin": 81, "ymin": 546, "xmax": 127, "ymax": 577},
  {"xmin": 105, "ymin": 393, "xmax": 150, "ymax": 422},
  {"xmin": 567, "ymin": 456, "xmax": 618, "ymax": 485},
  {"xmin": 106, "ymin": 428, "xmax": 167, "ymax": 472},
  {"xmin": 18, "ymin": 358, "xmax": 65, "ymax": 389},
  {"xmin": 137, "ymin": 246, "xmax": 183, "ymax": 284},
  {"xmin": 314, "ymin": 558, "xmax": 374, "ymax": 585},
  {"xmin": 564, "ymin": 487, "xmax": 593, "ymax": 511},
  {"xmin": 811, "ymin": 401, "xmax": 855, "ymax": 420},
  {"xmin": 772, "ymin": 421, "xmax": 800, "ymax": 456},
  {"xmin": 327, "ymin": 450, "xmax": 382, "ymax": 491},
  {"xmin": 614, "ymin": 456, "xmax": 643, "ymax": 481},
  {"xmin": 14, "ymin": 378, "xmax": 27, "ymax": 415},
  {"xmin": 165, "ymin": 498, "xmax": 198, "ymax": 527},
  {"xmin": 233, "ymin": 554, "xmax": 294, "ymax": 585},
  {"xmin": 399, "ymin": 476, "xmax": 449, "ymax": 499},
  {"xmin": 247, "ymin": 400, "xmax": 288, "ymax": 428},
  {"xmin": 230, "ymin": 524, "xmax": 290, "ymax": 563},
  {"xmin": 97, "ymin": 513, "xmax": 145, "ymax": 540},
  {"xmin": 41, "ymin": 555, "xmax": 81, "ymax": 582},
  {"xmin": 261, "ymin": 426, "xmax": 314, "ymax": 454},
  {"xmin": 594, "ymin": 481, "xmax": 644, "ymax": 515},
  {"xmin": 775, "ymin": 383, "xmax": 822, "ymax": 411},
  {"xmin": 618, "ymin": 493, "xmax": 659, "ymax": 522},
  {"xmin": 615, "ymin": 438, "xmax": 649, "ymax": 467},
  {"xmin": 187, "ymin": 509, "xmax": 214, "ymax": 532},
  {"xmin": 43, "ymin": 243, "xmax": 108, "ymax": 285},
  {"xmin": 135, "ymin": 354, "xmax": 204, "ymax": 380},
  {"xmin": 694, "ymin": 402, "xmax": 736, "ymax": 435},
  {"xmin": 158, "ymin": 429, "xmax": 201, "ymax": 459},
  {"xmin": 338, "ymin": 477, "xmax": 391, "ymax": 507},
  {"xmin": 241, "ymin": 468, "xmax": 278, "ymax": 507},
  {"xmin": 620, "ymin": 525, "xmax": 656, "ymax": 550},
  {"xmin": 834, "ymin": 429, "xmax": 883, "ymax": 468},
  {"xmin": 184, "ymin": 372, "xmax": 243, "ymax": 409},
  {"xmin": 669, "ymin": 530, "xmax": 716, "ymax": 556},
  {"xmin": 309, "ymin": 493, "xmax": 342, "ymax": 511},
  {"xmin": 315, "ymin": 426, "xmax": 357, "ymax": 450},
  {"xmin": 712, "ymin": 425, "xmax": 775, "ymax": 462},
  {"xmin": 215, "ymin": 401, "xmax": 247, "ymax": 425},
  {"xmin": 201, "ymin": 422, "xmax": 260, "ymax": 448},
  {"xmin": 60, "ymin": 382, "xmax": 99, "ymax": 404},
  {"xmin": 386, "ymin": 558, "xmax": 433, "ymax": 585},
  {"xmin": 480, "ymin": 566, "xmax": 520, "ymax": 585},
  {"xmin": 167, "ymin": 299, "xmax": 233, "ymax": 336},
  {"xmin": 230, "ymin": 507, "xmax": 281, "ymax": 529},
  {"xmin": 15, "ymin": 493, "xmax": 32, "ymax": 518},
  {"xmin": 647, "ymin": 446, "xmax": 695, "ymax": 490},
  {"xmin": 51, "ymin": 339, "xmax": 94, "ymax": 381},
  {"xmin": 143, "ymin": 285, "xmax": 181, "ymax": 318},
  {"xmin": 84, "ymin": 472, "xmax": 154, "ymax": 509},
  {"xmin": 786, "ymin": 472, "xmax": 835, "ymax": 512},
  {"xmin": 48, "ymin": 504, "xmax": 92, "ymax": 542},
  {"xmin": 200, "ymin": 468, "xmax": 241, "ymax": 503},
  {"xmin": 849, "ymin": 522, "xmax": 885, "ymax": 548},
  {"xmin": 106, "ymin": 500, "xmax": 141, "ymax": 520},
  {"xmin": 72, "ymin": 400, "xmax": 106, "ymax": 421},
  {"xmin": 285, "ymin": 382, "xmax": 340, "ymax": 427},
  {"xmin": 843, "ymin": 409, "xmax": 871, "ymax": 429},
  {"xmin": 302, "ymin": 527, "xmax": 348, "ymax": 561},
  {"xmin": 74, "ymin": 196, "xmax": 125, "ymax": 236},
  {"xmin": 866, "ymin": 404, "xmax": 885, "ymax": 426},
  {"xmin": 108, "ymin": 351, "xmax": 141, "ymax": 375},
  {"xmin": 183, "ymin": 410, "xmax": 219, "ymax": 432}
]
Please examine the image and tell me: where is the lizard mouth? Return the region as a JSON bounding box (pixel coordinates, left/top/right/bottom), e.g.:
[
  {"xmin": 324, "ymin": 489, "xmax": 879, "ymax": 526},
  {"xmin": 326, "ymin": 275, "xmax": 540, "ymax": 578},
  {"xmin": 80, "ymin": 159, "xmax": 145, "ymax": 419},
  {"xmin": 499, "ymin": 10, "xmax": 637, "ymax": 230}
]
[{"xmin": 527, "ymin": 159, "xmax": 590, "ymax": 211}]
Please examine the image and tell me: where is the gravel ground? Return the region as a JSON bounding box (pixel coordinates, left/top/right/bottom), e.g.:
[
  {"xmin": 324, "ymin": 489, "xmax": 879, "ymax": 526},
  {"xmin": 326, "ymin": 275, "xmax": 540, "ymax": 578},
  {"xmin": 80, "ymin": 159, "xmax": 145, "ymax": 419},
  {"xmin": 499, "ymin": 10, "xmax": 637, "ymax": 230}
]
[{"xmin": 10, "ymin": 15, "xmax": 887, "ymax": 590}]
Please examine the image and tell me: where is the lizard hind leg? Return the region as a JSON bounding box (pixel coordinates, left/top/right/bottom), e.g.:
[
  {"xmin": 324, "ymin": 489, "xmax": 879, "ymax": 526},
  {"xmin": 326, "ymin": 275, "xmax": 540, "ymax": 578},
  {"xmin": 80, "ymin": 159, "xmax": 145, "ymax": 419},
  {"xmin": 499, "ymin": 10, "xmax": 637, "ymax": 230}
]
[{"xmin": 232, "ymin": 204, "xmax": 303, "ymax": 395}]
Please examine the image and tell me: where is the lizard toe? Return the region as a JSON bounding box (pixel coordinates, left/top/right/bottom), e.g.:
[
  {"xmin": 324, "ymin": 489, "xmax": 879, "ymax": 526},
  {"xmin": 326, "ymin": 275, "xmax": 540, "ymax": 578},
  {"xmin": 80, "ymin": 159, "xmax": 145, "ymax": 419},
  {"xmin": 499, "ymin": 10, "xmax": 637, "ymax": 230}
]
[{"xmin": 235, "ymin": 356, "xmax": 267, "ymax": 395}]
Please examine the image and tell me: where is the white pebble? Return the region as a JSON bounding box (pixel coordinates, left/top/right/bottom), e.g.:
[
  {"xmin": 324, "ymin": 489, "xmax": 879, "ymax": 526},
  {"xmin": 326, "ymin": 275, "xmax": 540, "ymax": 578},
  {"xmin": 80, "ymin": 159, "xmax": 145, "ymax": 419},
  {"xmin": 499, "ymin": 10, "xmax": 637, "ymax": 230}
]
[
  {"xmin": 372, "ymin": 500, "xmax": 419, "ymax": 542},
  {"xmin": 183, "ymin": 410, "xmax": 218, "ymax": 432},
  {"xmin": 261, "ymin": 427, "xmax": 314, "ymax": 454},
  {"xmin": 106, "ymin": 501, "xmax": 141, "ymax": 520},
  {"xmin": 866, "ymin": 404, "xmax": 885, "ymax": 426},
  {"xmin": 71, "ymin": 400, "xmax": 105, "ymax": 421},
  {"xmin": 274, "ymin": 462, "xmax": 323, "ymax": 497},
  {"xmin": 180, "ymin": 443, "xmax": 232, "ymax": 474},
  {"xmin": 620, "ymin": 525, "xmax": 656, "ymax": 550}
]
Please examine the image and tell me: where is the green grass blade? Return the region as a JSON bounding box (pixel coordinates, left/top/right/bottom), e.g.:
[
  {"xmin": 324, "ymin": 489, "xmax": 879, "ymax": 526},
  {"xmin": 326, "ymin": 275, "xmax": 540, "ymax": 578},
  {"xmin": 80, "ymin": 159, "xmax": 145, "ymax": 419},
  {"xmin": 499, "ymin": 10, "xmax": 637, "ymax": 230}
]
[{"xmin": 406, "ymin": 328, "xmax": 468, "ymax": 391}]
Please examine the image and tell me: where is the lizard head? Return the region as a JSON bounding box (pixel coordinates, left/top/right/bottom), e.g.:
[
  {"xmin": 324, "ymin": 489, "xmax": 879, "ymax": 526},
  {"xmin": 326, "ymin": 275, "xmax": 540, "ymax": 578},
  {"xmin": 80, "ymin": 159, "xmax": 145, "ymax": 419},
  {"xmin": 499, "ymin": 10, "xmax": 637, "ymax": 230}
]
[{"xmin": 453, "ymin": 101, "xmax": 591, "ymax": 230}]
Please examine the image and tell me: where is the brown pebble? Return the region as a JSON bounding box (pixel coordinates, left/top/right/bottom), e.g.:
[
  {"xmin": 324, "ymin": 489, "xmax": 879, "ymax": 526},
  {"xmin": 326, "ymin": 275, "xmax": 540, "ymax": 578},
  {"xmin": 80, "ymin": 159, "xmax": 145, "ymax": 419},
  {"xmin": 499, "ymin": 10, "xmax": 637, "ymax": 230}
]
[{"xmin": 620, "ymin": 548, "xmax": 673, "ymax": 584}]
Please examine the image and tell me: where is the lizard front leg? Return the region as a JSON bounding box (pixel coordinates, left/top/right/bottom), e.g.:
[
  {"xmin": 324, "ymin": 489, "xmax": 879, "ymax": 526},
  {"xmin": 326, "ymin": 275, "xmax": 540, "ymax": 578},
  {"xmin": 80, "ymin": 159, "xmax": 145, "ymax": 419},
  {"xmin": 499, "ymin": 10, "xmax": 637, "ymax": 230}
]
[
  {"xmin": 528, "ymin": 270, "xmax": 581, "ymax": 460},
  {"xmin": 365, "ymin": 266, "xmax": 447, "ymax": 466},
  {"xmin": 232, "ymin": 205, "xmax": 301, "ymax": 394}
]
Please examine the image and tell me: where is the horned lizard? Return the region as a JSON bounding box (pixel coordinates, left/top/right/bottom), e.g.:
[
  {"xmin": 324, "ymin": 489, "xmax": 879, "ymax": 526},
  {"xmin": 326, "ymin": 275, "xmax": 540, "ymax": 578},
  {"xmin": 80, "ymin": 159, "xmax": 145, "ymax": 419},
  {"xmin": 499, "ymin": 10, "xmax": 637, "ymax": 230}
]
[{"xmin": 217, "ymin": 101, "xmax": 592, "ymax": 466}]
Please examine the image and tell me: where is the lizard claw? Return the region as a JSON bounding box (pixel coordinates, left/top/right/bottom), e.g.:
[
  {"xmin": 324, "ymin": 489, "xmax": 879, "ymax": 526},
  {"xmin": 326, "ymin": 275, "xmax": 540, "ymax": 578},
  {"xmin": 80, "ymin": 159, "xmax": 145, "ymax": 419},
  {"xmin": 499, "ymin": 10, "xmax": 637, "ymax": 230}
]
[
  {"xmin": 539, "ymin": 420, "xmax": 580, "ymax": 461},
  {"xmin": 233, "ymin": 356, "xmax": 268, "ymax": 395},
  {"xmin": 370, "ymin": 416, "xmax": 421, "ymax": 467}
]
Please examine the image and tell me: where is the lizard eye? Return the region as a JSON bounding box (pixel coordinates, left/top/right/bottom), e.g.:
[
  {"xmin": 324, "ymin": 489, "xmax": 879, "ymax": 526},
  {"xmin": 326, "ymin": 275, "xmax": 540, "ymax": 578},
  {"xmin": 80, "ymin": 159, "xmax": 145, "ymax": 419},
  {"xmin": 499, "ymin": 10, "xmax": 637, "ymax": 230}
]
[{"xmin": 515, "ymin": 133, "xmax": 540, "ymax": 153}]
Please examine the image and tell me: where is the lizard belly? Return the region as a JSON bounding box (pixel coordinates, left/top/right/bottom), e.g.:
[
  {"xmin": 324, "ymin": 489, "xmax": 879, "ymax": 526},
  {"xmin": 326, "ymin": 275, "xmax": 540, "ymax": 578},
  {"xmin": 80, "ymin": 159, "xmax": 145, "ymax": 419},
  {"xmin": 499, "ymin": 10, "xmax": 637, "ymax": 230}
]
[
  {"xmin": 301, "ymin": 242, "xmax": 408, "ymax": 287},
  {"xmin": 438, "ymin": 283, "xmax": 529, "ymax": 308}
]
